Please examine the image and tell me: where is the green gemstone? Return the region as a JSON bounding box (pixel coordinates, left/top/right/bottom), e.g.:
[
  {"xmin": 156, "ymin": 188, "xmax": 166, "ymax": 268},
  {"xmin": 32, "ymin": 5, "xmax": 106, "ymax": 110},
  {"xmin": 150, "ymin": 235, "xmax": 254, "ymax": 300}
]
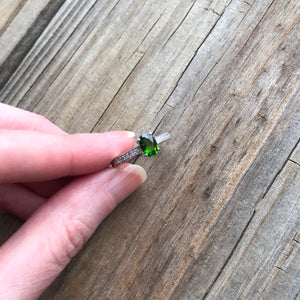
[{"xmin": 139, "ymin": 133, "xmax": 158, "ymax": 157}]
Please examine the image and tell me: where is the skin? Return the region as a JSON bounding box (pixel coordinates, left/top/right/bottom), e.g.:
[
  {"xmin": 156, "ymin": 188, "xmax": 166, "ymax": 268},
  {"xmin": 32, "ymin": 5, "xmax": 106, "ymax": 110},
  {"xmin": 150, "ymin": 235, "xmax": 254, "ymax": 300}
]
[{"xmin": 0, "ymin": 104, "xmax": 147, "ymax": 299}]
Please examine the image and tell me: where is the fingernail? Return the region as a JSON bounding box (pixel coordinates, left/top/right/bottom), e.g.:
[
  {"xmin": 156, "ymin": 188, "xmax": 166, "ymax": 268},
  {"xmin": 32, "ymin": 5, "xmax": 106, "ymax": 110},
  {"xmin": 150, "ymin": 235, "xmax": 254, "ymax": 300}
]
[
  {"xmin": 126, "ymin": 164, "xmax": 147, "ymax": 183},
  {"xmin": 126, "ymin": 131, "xmax": 135, "ymax": 138},
  {"xmin": 108, "ymin": 164, "xmax": 147, "ymax": 205}
]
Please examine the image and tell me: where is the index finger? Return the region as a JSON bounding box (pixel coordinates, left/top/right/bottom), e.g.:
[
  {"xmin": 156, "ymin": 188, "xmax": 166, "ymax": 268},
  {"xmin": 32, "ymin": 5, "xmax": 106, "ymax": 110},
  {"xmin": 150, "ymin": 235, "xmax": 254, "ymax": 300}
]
[
  {"xmin": 0, "ymin": 130, "xmax": 135, "ymax": 183},
  {"xmin": 0, "ymin": 103, "xmax": 65, "ymax": 134}
]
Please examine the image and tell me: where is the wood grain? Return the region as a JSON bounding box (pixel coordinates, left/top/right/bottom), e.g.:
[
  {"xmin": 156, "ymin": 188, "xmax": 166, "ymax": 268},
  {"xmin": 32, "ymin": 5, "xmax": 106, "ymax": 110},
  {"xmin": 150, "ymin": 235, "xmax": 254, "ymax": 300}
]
[
  {"xmin": 0, "ymin": 0, "xmax": 299, "ymax": 299},
  {"xmin": 204, "ymin": 157, "xmax": 300, "ymax": 299},
  {"xmin": 0, "ymin": 0, "xmax": 65, "ymax": 89}
]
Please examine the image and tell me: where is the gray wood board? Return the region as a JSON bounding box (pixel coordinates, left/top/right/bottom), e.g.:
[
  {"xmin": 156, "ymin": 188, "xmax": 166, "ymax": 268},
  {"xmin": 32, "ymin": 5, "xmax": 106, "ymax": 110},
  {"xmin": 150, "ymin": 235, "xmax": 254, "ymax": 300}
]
[{"xmin": 0, "ymin": 0, "xmax": 299, "ymax": 299}]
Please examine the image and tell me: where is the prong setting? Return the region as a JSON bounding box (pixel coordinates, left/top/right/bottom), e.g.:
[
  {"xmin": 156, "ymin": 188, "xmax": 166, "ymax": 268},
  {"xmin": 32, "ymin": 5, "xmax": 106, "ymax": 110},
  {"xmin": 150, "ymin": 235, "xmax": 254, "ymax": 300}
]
[{"xmin": 111, "ymin": 132, "xmax": 170, "ymax": 167}]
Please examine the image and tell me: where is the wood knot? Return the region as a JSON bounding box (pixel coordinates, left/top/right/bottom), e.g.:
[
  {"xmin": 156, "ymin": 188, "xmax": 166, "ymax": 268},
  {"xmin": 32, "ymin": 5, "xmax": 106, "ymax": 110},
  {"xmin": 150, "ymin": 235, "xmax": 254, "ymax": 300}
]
[
  {"xmin": 210, "ymin": 144, "xmax": 217, "ymax": 152},
  {"xmin": 203, "ymin": 186, "xmax": 212, "ymax": 198}
]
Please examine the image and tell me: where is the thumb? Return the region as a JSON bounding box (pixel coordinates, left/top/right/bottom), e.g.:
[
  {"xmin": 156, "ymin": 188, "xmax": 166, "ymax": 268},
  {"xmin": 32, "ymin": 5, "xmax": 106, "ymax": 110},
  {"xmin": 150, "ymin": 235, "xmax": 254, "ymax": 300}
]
[{"xmin": 0, "ymin": 164, "xmax": 146, "ymax": 300}]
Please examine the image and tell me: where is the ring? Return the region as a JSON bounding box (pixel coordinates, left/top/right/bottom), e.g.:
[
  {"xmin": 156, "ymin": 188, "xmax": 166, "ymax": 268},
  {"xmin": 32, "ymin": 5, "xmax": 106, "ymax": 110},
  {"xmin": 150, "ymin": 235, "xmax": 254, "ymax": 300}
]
[{"xmin": 112, "ymin": 132, "xmax": 170, "ymax": 167}]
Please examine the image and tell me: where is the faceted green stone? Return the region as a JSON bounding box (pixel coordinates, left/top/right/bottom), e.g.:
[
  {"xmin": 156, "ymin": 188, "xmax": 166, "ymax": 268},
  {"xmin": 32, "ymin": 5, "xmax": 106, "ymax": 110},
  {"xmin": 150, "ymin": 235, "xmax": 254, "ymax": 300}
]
[{"xmin": 139, "ymin": 133, "xmax": 158, "ymax": 157}]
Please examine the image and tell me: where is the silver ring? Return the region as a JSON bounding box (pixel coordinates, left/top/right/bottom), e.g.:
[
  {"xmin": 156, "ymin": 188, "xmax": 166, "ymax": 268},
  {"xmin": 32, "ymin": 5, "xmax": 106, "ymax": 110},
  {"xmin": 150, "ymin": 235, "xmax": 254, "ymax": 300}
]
[{"xmin": 112, "ymin": 132, "xmax": 170, "ymax": 167}]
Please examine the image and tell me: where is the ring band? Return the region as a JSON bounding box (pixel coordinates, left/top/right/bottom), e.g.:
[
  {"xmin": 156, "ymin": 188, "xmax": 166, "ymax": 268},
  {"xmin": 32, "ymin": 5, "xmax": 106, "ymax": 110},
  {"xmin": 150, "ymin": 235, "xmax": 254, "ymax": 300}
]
[{"xmin": 112, "ymin": 132, "xmax": 170, "ymax": 167}]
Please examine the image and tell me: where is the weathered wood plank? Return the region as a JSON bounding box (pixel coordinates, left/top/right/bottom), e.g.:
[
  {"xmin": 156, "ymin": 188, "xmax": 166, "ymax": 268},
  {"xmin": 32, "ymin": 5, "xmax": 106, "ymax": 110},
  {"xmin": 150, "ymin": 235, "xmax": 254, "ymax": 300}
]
[
  {"xmin": 0, "ymin": 0, "xmax": 299, "ymax": 299},
  {"xmin": 0, "ymin": 0, "xmax": 26, "ymax": 34},
  {"xmin": 169, "ymin": 113, "xmax": 300, "ymax": 300},
  {"xmin": 0, "ymin": 0, "xmax": 48, "ymax": 64},
  {"xmin": 204, "ymin": 159, "xmax": 300, "ymax": 300},
  {"xmin": 39, "ymin": 0, "xmax": 300, "ymax": 298},
  {"xmin": 0, "ymin": 0, "xmax": 65, "ymax": 89},
  {"xmin": 1, "ymin": 0, "xmax": 231, "ymax": 133},
  {"xmin": 261, "ymin": 232, "xmax": 300, "ymax": 300}
]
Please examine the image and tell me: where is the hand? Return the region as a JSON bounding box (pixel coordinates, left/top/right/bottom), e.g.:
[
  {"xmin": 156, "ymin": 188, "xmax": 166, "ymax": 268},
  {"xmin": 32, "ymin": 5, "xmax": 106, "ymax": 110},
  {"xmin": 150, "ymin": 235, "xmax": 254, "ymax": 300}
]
[{"xmin": 0, "ymin": 104, "xmax": 146, "ymax": 299}]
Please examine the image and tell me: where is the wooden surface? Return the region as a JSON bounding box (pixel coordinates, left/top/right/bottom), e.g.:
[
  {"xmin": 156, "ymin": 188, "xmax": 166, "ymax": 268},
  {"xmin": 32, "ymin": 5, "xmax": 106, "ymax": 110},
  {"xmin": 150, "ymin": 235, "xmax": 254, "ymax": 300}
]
[{"xmin": 0, "ymin": 0, "xmax": 299, "ymax": 299}]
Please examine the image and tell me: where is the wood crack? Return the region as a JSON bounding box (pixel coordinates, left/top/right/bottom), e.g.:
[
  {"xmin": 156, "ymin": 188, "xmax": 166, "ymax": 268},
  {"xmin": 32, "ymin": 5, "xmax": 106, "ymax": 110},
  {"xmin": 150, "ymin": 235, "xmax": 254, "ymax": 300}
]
[
  {"xmin": 202, "ymin": 209, "xmax": 257, "ymax": 300},
  {"xmin": 90, "ymin": 53, "xmax": 145, "ymax": 132},
  {"xmin": 161, "ymin": 0, "xmax": 198, "ymax": 50},
  {"xmin": 236, "ymin": 0, "xmax": 276, "ymax": 58},
  {"xmin": 289, "ymin": 159, "xmax": 300, "ymax": 167},
  {"xmin": 256, "ymin": 138, "xmax": 300, "ymax": 205},
  {"xmin": 126, "ymin": 11, "xmax": 165, "ymax": 64},
  {"xmin": 274, "ymin": 265, "xmax": 287, "ymax": 274},
  {"xmin": 162, "ymin": 0, "xmax": 229, "ymax": 107}
]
